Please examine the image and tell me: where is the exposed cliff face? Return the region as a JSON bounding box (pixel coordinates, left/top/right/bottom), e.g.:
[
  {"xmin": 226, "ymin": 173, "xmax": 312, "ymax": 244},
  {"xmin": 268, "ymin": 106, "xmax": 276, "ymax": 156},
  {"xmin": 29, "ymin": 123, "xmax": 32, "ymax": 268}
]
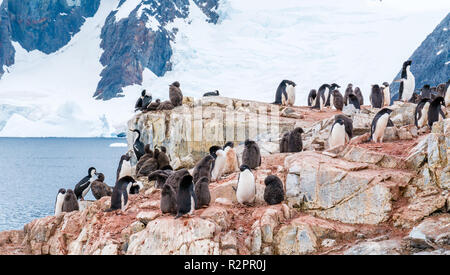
[
  {"xmin": 94, "ymin": 0, "xmax": 220, "ymax": 100},
  {"xmin": 1, "ymin": 99, "xmax": 448, "ymax": 255},
  {"xmin": 391, "ymin": 13, "xmax": 450, "ymax": 100}
]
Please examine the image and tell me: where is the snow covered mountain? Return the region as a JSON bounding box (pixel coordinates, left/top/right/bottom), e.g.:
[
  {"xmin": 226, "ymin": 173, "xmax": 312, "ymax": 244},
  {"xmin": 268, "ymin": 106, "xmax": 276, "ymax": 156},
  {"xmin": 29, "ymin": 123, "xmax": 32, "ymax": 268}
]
[
  {"xmin": 0, "ymin": 0, "xmax": 449, "ymax": 137},
  {"xmin": 390, "ymin": 12, "xmax": 450, "ymax": 100}
]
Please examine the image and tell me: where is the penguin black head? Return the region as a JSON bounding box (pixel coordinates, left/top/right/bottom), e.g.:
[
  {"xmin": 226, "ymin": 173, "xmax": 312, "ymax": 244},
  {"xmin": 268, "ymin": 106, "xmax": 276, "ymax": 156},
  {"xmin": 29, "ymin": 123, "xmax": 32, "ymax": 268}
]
[
  {"xmin": 209, "ymin": 145, "xmax": 222, "ymax": 158},
  {"xmin": 96, "ymin": 173, "xmax": 105, "ymax": 182},
  {"xmin": 118, "ymin": 176, "xmax": 136, "ymax": 185},
  {"xmin": 264, "ymin": 175, "xmax": 280, "ymax": 186},
  {"xmin": 330, "ymin": 83, "xmax": 341, "ymax": 89},
  {"xmin": 239, "ymin": 165, "xmax": 251, "ymax": 172},
  {"xmin": 58, "ymin": 188, "xmax": 66, "ymax": 195},
  {"xmin": 171, "ymin": 81, "xmax": 180, "ymax": 88},
  {"xmin": 223, "ymin": 141, "xmax": 234, "ymax": 149},
  {"xmin": 382, "ymin": 82, "xmax": 389, "ymax": 87},
  {"xmin": 403, "ymin": 60, "xmax": 412, "ymax": 68},
  {"xmin": 160, "ymin": 146, "xmax": 167, "ymax": 154},
  {"xmin": 214, "ymin": 90, "xmax": 220, "ymax": 95},
  {"xmin": 155, "ymin": 98, "xmax": 161, "ymax": 103},
  {"xmin": 292, "ymin": 127, "xmax": 304, "ymax": 134},
  {"xmin": 380, "ymin": 108, "xmax": 393, "ymax": 115},
  {"xmin": 88, "ymin": 167, "xmax": 97, "ymax": 177},
  {"xmin": 141, "ymin": 90, "xmax": 146, "ymax": 97},
  {"xmin": 153, "ymin": 148, "xmax": 160, "ymax": 158},
  {"xmin": 335, "ymin": 118, "xmax": 345, "ymax": 125},
  {"xmin": 349, "ymin": 94, "xmax": 357, "ymax": 100},
  {"xmin": 347, "ymin": 83, "xmax": 353, "ymax": 88},
  {"xmin": 244, "ymin": 139, "xmax": 255, "ymax": 147}
]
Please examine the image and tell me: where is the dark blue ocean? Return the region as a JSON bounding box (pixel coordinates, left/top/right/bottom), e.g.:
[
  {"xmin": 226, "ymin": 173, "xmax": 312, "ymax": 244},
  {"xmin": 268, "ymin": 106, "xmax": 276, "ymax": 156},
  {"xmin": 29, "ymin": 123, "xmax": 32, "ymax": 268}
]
[{"xmin": 0, "ymin": 138, "xmax": 128, "ymax": 231}]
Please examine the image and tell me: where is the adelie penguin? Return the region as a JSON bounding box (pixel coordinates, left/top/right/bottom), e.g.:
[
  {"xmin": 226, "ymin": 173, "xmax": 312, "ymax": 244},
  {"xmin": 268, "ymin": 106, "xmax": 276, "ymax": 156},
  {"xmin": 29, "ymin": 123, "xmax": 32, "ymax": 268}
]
[
  {"xmin": 313, "ymin": 84, "xmax": 331, "ymax": 111},
  {"xmin": 344, "ymin": 84, "xmax": 353, "ymax": 106},
  {"xmin": 130, "ymin": 129, "xmax": 145, "ymax": 161},
  {"xmin": 415, "ymin": 98, "xmax": 431, "ymax": 129},
  {"xmin": 370, "ymin": 108, "xmax": 393, "ymax": 143},
  {"xmin": 381, "ymin": 82, "xmax": 391, "ymax": 106},
  {"xmin": 348, "ymin": 94, "xmax": 361, "ymax": 110},
  {"xmin": 54, "ymin": 188, "xmax": 66, "ymax": 216},
  {"xmin": 175, "ymin": 173, "xmax": 197, "ymax": 219},
  {"xmin": 169, "ymin": 81, "xmax": 183, "ymax": 107},
  {"xmin": 427, "ymin": 96, "xmax": 446, "ymax": 129},
  {"xmin": 327, "ymin": 83, "xmax": 341, "ymax": 106},
  {"xmin": 287, "ymin": 127, "xmax": 304, "ymax": 153},
  {"xmin": 74, "ymin": 167, "xmax": 97, "ymax": 200},
  {"xmin": 160, "ymin": 183, "xmax": 177, "ymax": 214},
  {"xmin": 420, "ymin": 85, "xmax": 432, "ymax": 100},
  {"xmin": 370, "ymin": 84, "xmax": 384, "ymax": 108},
  {"xmin": 273, "ymin": 80, "xmax": 296, "ymax": 106},
  {"xmin": 117, "ymin": 152, "xmax": 132, "ymax": 181},
  {"xmin": 135, "ymin": 90, "xmax": 152, "ymax": 112},
  {"xmin": 234, "ymin": 165, "xmax": 256, "ymax": 205},
  {"xmin": 242, "ymin": 139, "xmax": 261, "ymax": 169},
  {"xmin": 395, "ymin": 60, "xmax": 415, "ymax": 102},
  {"xmin": 148, "ymin": 169, "xmax": 173, "ymax": 189},
  {"xmin": 105, "ymin": 176, "xmax": 137, "ymax": 212},
  {"xmin": 147, "ymin": 99, "xmax": 161, "ymax": 111},
  {"xmin": 195, "ymin": 177, "xmax": 211, "ymax": 209},
  {"xmin": 192, "ymin": 154, "xmax": 215, "ymax": 183},
  {"xmin": 135, "ymin": 145, "xmax": 153, "ymax": 175},
  {"xmin": 211, "ymin": 149, "xmax": 226, "ymax": 182},
  {"xmin": 203, "ymin": 90, "xmax": 220, "ymax": 97},
  {"xmin": 91, "ymin": 173, "xmax": 113, "ymax": 200},
  {"xmin": 136, "ymin": 148, "xmax": 160, "ymax": 177},
  {"xmin": 279, "ymin": 132, "xmax": 290, "ymax": 153},
  {"xmin": 155, "ymin": 146, "xmax": 172, "ymax": 170},
  {"xmin": 62, "ymin": 189, "xmax": 79, "ymax": 213},
  {"xmin": 263, "ymin": 175, "xmax": 285, "ymax": 205},
  {"xmin": 329, "ymin": 117, "xmax": 351, "ymax": 148},
  {"xmin": 330, "ymin": 90, "xmax": 344, "ymax": 111},
  {"xmin": 354, "ymin": 87, "xmax": 364, "ymax": 106}
]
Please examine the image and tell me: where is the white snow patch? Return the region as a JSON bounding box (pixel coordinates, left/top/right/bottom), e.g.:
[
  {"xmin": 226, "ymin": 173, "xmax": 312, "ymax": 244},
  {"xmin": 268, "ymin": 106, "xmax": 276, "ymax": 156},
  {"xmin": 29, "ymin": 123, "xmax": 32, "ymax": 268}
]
[
  {"xmin": 114, "ymin": 0, "xmax": 141, "ymax": 22},
  {"xmin": 445, "ymin": 61, "xmax": 450, "ymax": 65},
  {"xmin": 110, "ymin": 142, "xmax": 128, "ymax": 147}
]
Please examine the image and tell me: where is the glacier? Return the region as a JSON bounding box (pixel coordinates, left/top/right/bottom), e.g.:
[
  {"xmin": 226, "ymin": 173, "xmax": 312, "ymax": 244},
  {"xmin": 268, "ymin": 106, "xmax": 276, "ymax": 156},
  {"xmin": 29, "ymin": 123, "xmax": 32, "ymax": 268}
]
[{"xmin": 0, "ymin": 0, "xmax": 449, "ymax": 137}]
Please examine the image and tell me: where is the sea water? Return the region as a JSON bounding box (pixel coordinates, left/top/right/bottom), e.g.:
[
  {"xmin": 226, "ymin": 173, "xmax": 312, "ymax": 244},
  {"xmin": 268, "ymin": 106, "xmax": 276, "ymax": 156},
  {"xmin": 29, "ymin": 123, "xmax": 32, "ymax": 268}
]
[{"xmin": 0, "ymin": 138, "xmax": 128, "ymax": 231}]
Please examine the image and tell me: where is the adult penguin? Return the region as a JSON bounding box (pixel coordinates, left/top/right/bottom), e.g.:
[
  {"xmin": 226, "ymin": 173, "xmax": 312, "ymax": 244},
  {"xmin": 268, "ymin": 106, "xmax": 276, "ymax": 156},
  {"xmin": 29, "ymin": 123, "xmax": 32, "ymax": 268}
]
[
  {"xmin": 279, "ymin": 132, "xmax": 290, "ymax": 153},
  {"xmin": 329, "ymin": 118, "xmax": 350, "ymax": 148},
  {"xmin": 370, "ymin": 84, "xmax": 384, "ymax": 108},
  {"xmin": 263, "ymin": 175, "xmax": 284, "ymax": 205},
  {"xmin": 61, "ymin": 189, "xmax": 79, "ymax": 213},
  {"xmin": 169, "ymin": 81, "xmax": 183, "ymax": 107},
  {"xmin": 91, "ymin": 173, "xmax": 113, "ymax": 200},
  {"xmin": 414, "ymin": 98, "xmax": 431, "ymax": 129},
  {"xmin": 175, "ymin": 174, "xmax": 197, "ymax": 219},
  {"xmin": 313, "ymin": 84, "xmax": 331, "ymax": 111},
  {"xmin": 274, "ymin": 80, "xmax": 296, "ymax": 106},
  {"xmin": 381, "ymin": 82, "xmax": 391, "ymax": 106},
  {"xmin": 395, "ymin": 60, "xmax": 415, "ymax": 102},
  {"xmin": 211, "ymin": 149, "xmax": 227, "ymax": 182},
  {"xmin": 203, "ymin": 90, "xmax": 220, "ymax": 97},
  {"xmin": 117, "ymin": 153, "xmax": 132, "ymax": 181},
  {"xmin": 335, "ymin": 114, "xmax": 353, "ymax": 141},
  {"xmin": 330, "ymin": 89, "xmax": 344, "ymax": 111},
  {"xmin": 234, "ymin": 165, "xmax": 256, "ymax": 205},
  {"xmin": 344, "ymin": 84, "xmax": 353, "ymax": 106},
  {"xmin": 105, "ymin": 176, "xmax": 136, "ymax": 212},
  {"xmin": 427, "ymin": 96, "xmax": 446, "ymax": 129},
  {"xmin": 353, "ymin": 87, "xmax": 364, "ymax": 106},
  {"xmin": 130, "ymin": 129, "xmax": 145, "ymax": 161},
  {"xmin": 194, "ymin": 177, "xmax": 211, "ymax": 209},
  {"xmin": 307, "ymin": 89, "xmax": 317, "ymax": 107},
  {"xmin": 74, "ymin": 167, "xmax": 97, "ymax": 200},
  {"xmin": 242, "ymin": 139, "xmax": 261, "ymax": 169},
  {"xmin": 135, "ymin": 145, "xmax": 153, "ymax": 175},
  {"xmin": 148, "ymin": 169, "xmax": 174, "ymax": 189},
  {"xmin": 54, "ymin": 188, "xmax": 66, "ymax": 216},
  {"xmin": 192, "ymin": 155, "xmax": 215, "ymax": 183},
  {"xmin": 370, "ymin": 108, "xmax": 393, "ymax": 143},
  {"xmin": 348, "ymin": 94, "xmax": 361, "ymax": 110},
  {"xmin": 420, "ymin": 85, "xmax": 432, "ymax": 100},
  {"xmin": 223, "ymin": 142, "xmax": 240, "ymax": 174},
  {"xmin": 209, "ymin": 145, "xmax": 222, "ymax": 159},
  {"xmin": 287, "ymin": 127, "xmax": 304, "ymax": 152}
]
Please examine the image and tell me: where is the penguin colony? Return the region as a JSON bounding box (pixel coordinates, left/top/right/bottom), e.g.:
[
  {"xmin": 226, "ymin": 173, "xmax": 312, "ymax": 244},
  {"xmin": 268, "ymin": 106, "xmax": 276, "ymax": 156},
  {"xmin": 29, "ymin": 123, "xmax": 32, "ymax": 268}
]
[{"xmin": 53, "ymin": 70, "xmax": 448, "ymax": 222}]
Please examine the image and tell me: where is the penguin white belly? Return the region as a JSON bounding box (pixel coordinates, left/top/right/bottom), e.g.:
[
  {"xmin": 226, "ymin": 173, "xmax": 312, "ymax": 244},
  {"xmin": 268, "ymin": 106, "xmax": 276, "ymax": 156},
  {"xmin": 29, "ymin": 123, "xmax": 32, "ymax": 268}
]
[
  {"xmin": 383, "ymin": 87, "xmax": 390, "ymax": 106},
  {"xmin": 418, "ymin": 102, "xmax": 430, "ymax": 128},
  {"xmin": 236, "ymin": 171, "xmax": 255, "ymax": 204},
  {"xmin": 445, "ymin": 86, "xmax": 450, "ymax": 106},
  {"xmin": 373, "ymin": 114, "xmax": 390, "ymax": 142},
  {"xmin": 189, "ymin": 195, "xmax": 195, "ymax": 215},
  {"xmin": 119, "ymin": 160, "xmax": 132, "ymax": 179},
  {"xmin": 329, "ymin": 124, "xmax": 346, "ymax": 148},
  {"xmin": 286, "ymin": 85, "xmax": 296, "ymax": 106},
  {"xmin": 403, "ymin": 71, "xmax": 415, "ymax": 101},
  {"xmin": 54, "ymin": 193, "xmax": 65, "ymax": 215},
  {"xmin": 311, "ymin": 96, "xmax": 317, "ymax": 107},
  {"xmin": 281, "ymin": 91, "xmax": 287, "ymax": 106},
  {"xmin": 211, "ymin": 151, "xmax": 226, "ymax": 181},
  {"xmin": 121, "ymin": 193, "xmax": 126, "ymax": 210},
  {"xmin": 82, "ymin": 182, "xmax": 91, "ymax": 199}
]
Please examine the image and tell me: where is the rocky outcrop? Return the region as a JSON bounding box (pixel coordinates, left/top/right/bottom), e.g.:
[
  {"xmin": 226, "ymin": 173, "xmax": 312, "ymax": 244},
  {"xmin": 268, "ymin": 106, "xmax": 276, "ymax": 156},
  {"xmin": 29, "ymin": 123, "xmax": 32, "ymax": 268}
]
[{"xmin": 1, "ymin": 100, "xmax": 449, "ymax": 255}]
